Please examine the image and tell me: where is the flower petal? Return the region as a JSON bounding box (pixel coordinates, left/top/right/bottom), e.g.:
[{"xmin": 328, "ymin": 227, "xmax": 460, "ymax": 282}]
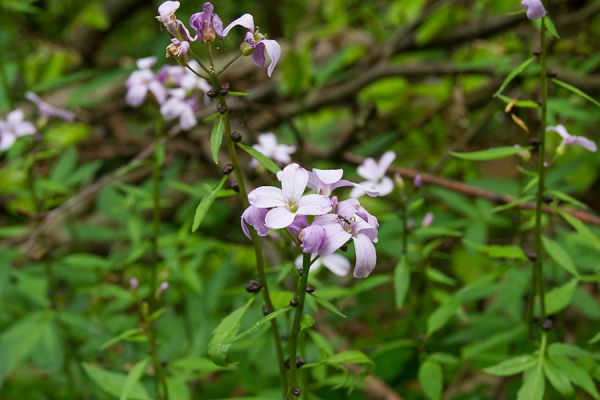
[
  {"xmin": 260, "ymin": 39, "xmax": 281, "ymax": 77},
  {"xmin": 374, "ymin": 176, "xmax": 394, "ymax": 197},
  {"xmin": 278, "ymin": 163, "xmax": 308, "ymax": 202},
  {"xmin": 300, "ymin": 225, "xmax": 326, "ymax": 253},
  {"xmin": 265, "ymin": 206, "xmax": 296, "ymax": 229},
  {"xmin": 377, "ymin": 151, "xmax": 396, "ymax": 177},
  {"xmin": 357, "ymin": 158, "xmax": 380, "ymax": 181},
  {"xmin": 571, "ymin": 136, "xmax": 597, "ymax": 152},
  {"xmin": 248, "ymin": 186, "xmax": 287, "ymax": 208},
  {"xmin": 318, "ymin": 223, "xmax": 352, "ymax": 256},
  {"xmin": 547, "ymin": 124, "xmax": 570, "ymax": 140},
  {"xmin": 521, "ymin": 0, "xmax": 547, "ymax": 20},
  {"xmin": 223, "ymin": 13, "xmax": 254, "ymax": 36},
  {"xmin": 321, "ymin": 254, "xmax": 351, "ymax": 276},
  {"xmin": 314, "ymin": 168, "xmax": 343, "ymax": 185},
  {"xmin": 297, "ymin": 194, "xmax": 332, "ymax": 216},
  {"xmin": 137, "ymin": 56, "xmax": 157, "ymax": 70},
  {"xmin": 353, "ymin": 233, "xmax": 376, "ymax": 278},
  {"xmin": 126, "ymin": 85, "xmax": 149, "ymax": 107}
]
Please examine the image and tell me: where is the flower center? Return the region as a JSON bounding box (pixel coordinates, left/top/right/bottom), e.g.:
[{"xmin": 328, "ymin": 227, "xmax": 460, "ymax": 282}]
[{"xmin": 288, "ymin": 200, "xmax": 298, "ymax": 213}]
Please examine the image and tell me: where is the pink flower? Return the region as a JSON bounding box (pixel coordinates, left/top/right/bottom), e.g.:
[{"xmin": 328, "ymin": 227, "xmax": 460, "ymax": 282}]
[
  {"xmin": 0, "ymin": 110, "xmax": 36, "ymax": 151},
  {"xmin": 126, "ymin": 57, "xmax": 167, "ymax": 107},
  {"xmin": 223, "ymin": 14, "xmax": 281, "ymax": 77},
  {"xmin": 247, "ymin": 163, "xmax": 332, "ymax": 229},
  {"xmin": 189, "ymin": 2, "xmax": 224, "ymax": 42},
  {"xmin": 295, "ymin": 253, "xmax": 351, "ymax": 276},
  {"xmin": 547, "ymin": 124, "xmax": 597, "ymax": 153},
  {"xmin": 251, "ymin": 133, "xmax": 296, "ymax": 167},
  {"xmin": 350, "ymin": 151, "xmax": 396, "ymax": 198},
  {"xmin": 25, "ymin": 92, "xmax": 75, "ymax": 121},
  {"xmin": 521, "ymin": 0, "xmax": 546, "ymax": 20},
  {"xmin": 160, "ymin": 88, "xmax": 197, "ymax": 130}
]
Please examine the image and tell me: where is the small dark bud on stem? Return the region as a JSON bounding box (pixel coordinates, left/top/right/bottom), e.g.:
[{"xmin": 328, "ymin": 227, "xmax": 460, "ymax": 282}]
[
  {"xmin": 221, "ymin": 163, "xmax": 234, "ymax": 175},
  {"xmin": 290, "ymin": 297, "xmax": 299, "ymax": 307},
  {"xmin": 543, "ymin": 194, "xmax": 554, "ymax": 204},
  {"xmin": 160, "ymin": 360, "xmax": 168, "ymax": 367},
  {"xmin": 533, "ymin": 50, "xmax": 541, "ymax": 56},
  {"xmin": 231, "ymin": 131, "xmax": 242, "ymax": 142},
  {"xmin": 306, "ymin": 286, "xmax": 315, "ymax": 293},
  {"xmin": 292, "ymin": 387, "xmax": 301, "ymax": 397},
  {"xmin": 207, "ymin": 89, "xmax": 217, "ymax": 98},
  {"xmin": 219, "ymin": 83, "xmax": 230, "ymax": 96},
  {"xmin": 526, "ymin": 251, "xmax": 538, "ymax": 262},
  {"xmin": 529, "ymin": 137, "xmax": 541, "ymax": 149},
  {"xmin": 541, "ymin": 318, "xmax": 554, "ymax": 331},
  {"xmin": 547, "ymin": 70, "xmax": 557, "ymax": 78},
  {"xmin": 244, "ymin": 279, "xmax": 262, "ymax": 293},
  {"xmin": 216, "ymin": 103, "xmax": 227, "ymax": 114},
  {"xmin": 296, "ymin": 357, "xmax": 305, "ymax": 368},
  {"xmin": 229, "ymin": 181, "xmax": 240, "ymax": 192},
  {"xmin": 262, "ymin": 305, "xmax": 270, "ymax": 316}
]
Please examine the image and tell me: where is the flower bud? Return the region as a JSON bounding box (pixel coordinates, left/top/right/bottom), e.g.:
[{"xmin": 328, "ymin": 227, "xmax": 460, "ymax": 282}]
[
  {"xmin": 129, "ymin": 277, "xmax": 139, "ymax": 290},
  {"xmin": 221, "ymin": 163, "xmax": 234, "ymax": 175},
  {"xmin": 394, "ymin": 173, "xmax": 405, "ymax": 190},
  {"xmin": 231, "ymin": 131, "xmax": 242, "ymax": 142},
  {"xmin": 413, "ymin": 174, "xmax": 423, "ymax": 189},
  {"xmin": 245, "ymin": 279, "xmax": 262, "ymax": 293}
]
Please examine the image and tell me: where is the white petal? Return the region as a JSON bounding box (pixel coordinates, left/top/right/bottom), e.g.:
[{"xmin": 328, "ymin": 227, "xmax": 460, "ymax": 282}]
[
  {"xmin": 6, "ymin": 109, "xmax": 24, "ymax": 125},
  {"xmin": 374, "ymin": 177, "xmax": 394, "ymax": 197},
  {"xmin": 377, "ymin": 151, "xmax": 396, "ymax": 177},
  {"xmin": 248, "ymin": 186, "xmax": 287, "ymax": 208},
  {"xmin": 127, "ymin": 85, "xmax": 149, "ymax": 107},
  {"xmin": 279, "ymin": 163, "xmax": 308, "ymax": 202},
  {"xmin": 223, "ymin": 13, "xmax": 254, "ymax": 36},
  {"xmin": 261, "ymin": 39, "xmax": 281, "ymax": 77},
  {"xmin": 318, "ymin": 223, "xmax": 352, "ymax": 256},
  {"xmin": 137, "ymin": 56, "xmax": 157, "ymax": 70},
  {"xmin": 353, "ymin": 233, "xmax": 376, "ymax": 278},
  {"xmin": 178, "ymin": 106, "xmax": 197, "ymax": 130},
  {"xmin": 547, "ymin": 124, "xmax": 570, "ymax": 140},
  {"xmin": 265, "ymin": 207, "xmax": 295, "ymax": 229},
  {"xmin": 297, "ymin": 194, "xmax": 332, "ymax": 216},
  {"xmin": 314, "ymin": 168, "xmax": 343, "ymax": 185},
  {"xmin": 321, "ymin": 254, "xmax": 351, "ymax": 276},
  {"xmin": 357, "ymin": 158, "xmax": 381, "ymax": 181}
]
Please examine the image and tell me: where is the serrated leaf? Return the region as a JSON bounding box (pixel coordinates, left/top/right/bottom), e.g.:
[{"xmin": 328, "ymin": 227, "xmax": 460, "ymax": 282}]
[
  {"xmin": 309, "ymin": 293, "xmax": 347, "ymax": 318},
  {"xmin": 542, "ymin": 236, "xmax": 579, "ymax": 277},
  {"xmin": 120, "ymin": 358, "xmax": 150, "ymax": 400},
  {"xmin": 208, "ymin": 298, "xmax": 254, "ymax": 365},
  {"xmin": 418, "ymin": 358, "xmax": 443, "ymax": 400},
  {"xmin": 451, "ymin": 146, "xmax": 525, "ymax": 161},
  {"xmin": 544, "ymin": 279, "xmax": 578, "ymax": 315},
  {"xmin": 484, "ymin": 355, "xmax": 537, "ymax": 376},
  {"xmin": 394, "ymin": 257, "xmax": 410, "ymax": 308},
  {"xmin": 552, "ymin": 78, "xmax": 600, "ymax": 109},
  {"xmin": 494, "ymin": 57, "xmax": 535, "ymax": 97},
  {"xmin": 82, "ymin": 363, "xmax": 151, "ymax": 400},
  {"xmin": 236, "ymin": 143, "xmax": 281, "ymax": 174},
  {"xmin": 210, "ymin": 115, "xmax": 224, "ymax": 164},
  {"xmin": 191, "ymin": 176, "xmax": 227, "ymax": 232},
  {"xmin": 227, "ymin": 307, "xmax": 291, "ymax": 343},
  {"xmin": 517, "ymin": 364, "xmax": 545, "ymax": 400}
]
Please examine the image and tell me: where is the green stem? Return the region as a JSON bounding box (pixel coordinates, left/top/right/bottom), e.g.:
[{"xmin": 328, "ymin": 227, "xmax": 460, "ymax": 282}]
[
  {"xmin": 151, "ymin": 119, "xmax": 163, "ymax": 303},
  {"xmin": 203, "ymin": 53, "xmax": 288, "ymax": 391},
  {"xmin": 217, "ymin": 54, "xmax": 242, "ymax": 76},
  {"xmin": 532, "ymin": 17, "xmax": 548, "ymax": 323},
  {"xmin": 141, "ymin": 302, "xmax": 169, "ymax": 400},
  {"xmin": 289, "ymin": 253, "xmax": 311, "ymax": 397},
  {"xmin": 400, "ymin": 198, "xmax": 409, "ymax": 259}
]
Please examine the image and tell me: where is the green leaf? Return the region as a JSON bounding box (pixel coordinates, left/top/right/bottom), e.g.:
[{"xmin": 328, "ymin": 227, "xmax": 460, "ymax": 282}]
[
  {"xmin": 552, "ymin": 78, "xmax": 600, "ymax": 109},
  {"xmin": 589, "ymin": 331, "xmax": 600, "ymax": 344},
  {"xmin": 236, "ymin": 143, "xmax": 281, "ymax": 174},
  {"xmin": 0, "ymin": 312, "xmax": 51, "ymax": 386},
  {"xmin": 50, "ymin": 147, "xmax": 77, "ymax": 183},
  {"xmin": 558, "ymin": 210, "xmax": 600, "ymax": 251},
  {"xmin": 549, "ymin": 355, "xmax": 600, "ymax": 399},
  {"xmin": 305, "ymin": 350, "xmax": 373, "ymax": 368},
  {"xmin": 425, "ymin": 267, "xmax": 456, "ymax": 286},
  {"xmin": 191, "ymin": 176, "xmax": 227, "ymax": 232},
  {"xmin": 494, "ymin": 57, "xmax": 535, "ymax": 97},
  {"xmin": 82, "ymin": 363, "xmax": 151, "ymax": 400},
  {"xmin": 463, "ymin": 239, "xmax": 527, "ymax": 260},
  {"xmin": 544, "ymin": 17, "xmax": 560, "ymax": 39},
  {"xmin": 309, "ymin": 293, "xmax": 347, "ymax": 318},
  {"xmin": 99, "ymin": 328, "xmax": 143, "ymax": 351},
  {"xmin": 426, "ymin": 298, "xmax": 459, "ymax": 337},
  {"xmin": 451, "ymin": 146, "xmax": 526, "ymax": 161},
  {"xmin": 300, "ymin": 314, "xmax": 315, "ymax": 331},
  {"xmin": 462, "ymin": 325, "xmax": 526, "ymax": 360},
  {"xmin": 171, "ymin": 357, "xmax": 236, "ymax": 374},
  {"xmin": 543, "ymin": 359, "xmax": 574, "ymax": 397},
  {"xmin": 418, "ymin": 358, "xmax": 443, "ymax": 400},
  {"xmin": 208, "ymin": 298, "xmax": 254, "ymax": 365},
  {"xmin": 227, "ymin": 307, "xmax": 291, "ymax": 343},
  {"xmin": 517, "ymin": 364, "xmax": 545, "ymax": 400},
  {"xmin": 496, "ymin": 94, "xmax": 539, "ymax": 108},
  {"xmin": 120, "ymin": 358, "xmax": 150, "ymax": 400},
  {"xmin": 544, "ymin": 279, "xmax": 578, "ymax": 315},
  {"xmin": 210, "ymin": 115, "xmax": 224, "ymax": 164},
  {"xmin": 484, "ymin": 355, "xmax": 537, "ymax": 377},
  {"xmin": 394, "ymin": 257, "xmax": 410, "ymax": 309},
  {"xmin": 542, "ymin": 236, "xmax": 579, "ymax": 277}
]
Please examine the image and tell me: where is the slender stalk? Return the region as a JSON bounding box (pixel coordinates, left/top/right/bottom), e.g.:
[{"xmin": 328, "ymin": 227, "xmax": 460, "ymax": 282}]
[
  {"xmin": 289, "ymin": 253, "xmax": 311, "ymax": 397},
  {"xmin": 532, "ymin": 17, "xmax": 548, "ymax": 323},
  {"xmin": 150, "ymin": 119, "xmax": 163, "ymax": 302},
  {"xmin": 140, "ymin": 302, "xmax": 169, "ymax": 400},
  {"xmin": 217, "ymin": 54, "xmax": 242, "ymax": 76},
  {"xmin": 400, "ymin": 199, "xmax": 409, "ymax": 259},
  {"xmin": 203, "ymin": 47, "xmax": 288, "ymax": 391}
]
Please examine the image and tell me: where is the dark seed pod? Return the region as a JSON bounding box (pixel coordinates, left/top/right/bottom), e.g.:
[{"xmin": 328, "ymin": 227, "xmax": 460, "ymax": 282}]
[
  {"xmin": 221, "ymin": 163, "xmax": 234, "ymax": 175},
  {"xmin": 207, "ymin": 89, "xmax": 217, "ymax": 98},
  {"xmin": 529, "ymin": 137, "xmax": 541, "ymax": 149},
  {"xmin": 292, "ymin": 387, "xmax": 301, "ymax": 397},
  {"xmin": 244, "ymin": 279, "xmax": 262, "ymax": 293},
  {"xmin": 533, "ymin": 50, "xmax": 541, "ymax": 56},
  {"xmin": 306, "ymin": 286, "xmax": 315, "ymax": 293},
  {"xmin": 231, "ymin": 131, "xmax": 242, "ymax": 142},
  {"xmin": 262, "ymin": 305, "xmax": 270, "ymax": 316},
  {"xmin": 218, "ymin": 83, "xmax": 230, "ymax": 96},
  {"xmin": 547, "ymin": 70, "xmax": 557, "ymax": 78},
  {"xmin": 290, "ymin": 297, "xmax": 299, "ymax": 307}
]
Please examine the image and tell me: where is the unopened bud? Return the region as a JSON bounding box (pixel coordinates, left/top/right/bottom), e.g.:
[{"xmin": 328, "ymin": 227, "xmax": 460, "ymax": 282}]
[
  {"xmin": 219, "ymin": 83, "xmax": 230, "ymax": 96},
  {"xmin": 292, "ymin": 387, "xmax": 301, "ymax": 397},
  {"xmin": 207, "ymin": 89, "xmax": 217, "ymax": 98},
  {"xmin": 413, "ymin": 174, "xmax": 423, "ymax": 188},
  {"xmin": 231, "ymin": 131, "xmax": 242, "ymax": 142},
  {"xmin": 394, "ymin": 173, "xmax": 405, "ymax": 190},
  {"xmin": 228, "ymin": 180, "xmax": 239, "ymax": 192},
  {"xmin": 245, "ymin": 279, "xmax": 262, "ymax": 293},
  {"xmin": 526, "ymin": 251, "xmax": 538, "ymax": 262},
  {"xmin": 290, "ymin": 297, "xmax": 299, "ymax": 307},
  {"xmin": 543, "ymin": 194, "xmax": 554, "ymax": 204},
  {"xmin": 216, "ymin": 103, "xmax": 227, "ymax": 114},
  {"xmin": 541, "ymin": 318, "xmax": 554, "ymax": 331},
  {"xmin": 296, "ymin": 357, "xmax": 305, "ymax": 368},
  {"xmin": 221, "ymin": 163, "xmax": 234, "ymax": 175},
  {"xmin": 306, "ymin": 286, "xmax": 315, "ymax": 293}
]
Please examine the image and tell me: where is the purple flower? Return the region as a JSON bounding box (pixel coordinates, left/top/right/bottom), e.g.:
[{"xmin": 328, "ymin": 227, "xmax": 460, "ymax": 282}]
[
  {"xmin": 159, "ymin": 281, "xmax": 169, "ymax": 294},
  {"xmin": 25, "ymin": 92, "xmax": 75, "ymax": 122},
  {"xmin": 413, "ymin": 174, "xmax": 423, "ymax": 188},
  {"xmin": 241, "ymin": 205, "xmax": 269, "ymax": 238},
  {"xmin": 288, "ymin": 215, "xmax": 308, "ymax": 237},
  {"xmin": 299, "ymin": 225, "xmax": 326, "ymax": 253},
  {"xmin": 251, "ymin": 133, "xmax": 296, "ymax": 167},
  {"xmin": 314, "ymin": 206, "xmax": 378, "ymax": 278},
  {"xmin": 295, "ymin": 253, "xmax": 351, "ymax": 276},
  {"xmin": 129, "ymin": 277, "xmax": 139, "ymax": 290},
  {"xmin": 0, "ymin": 109, "xmax": 36, "ymax": 151},
  {"xmin": 189, "ymin": 2, "xmax": 224, "ymax": 42},
  {"xmin": 223, "ymin": 14, "xmax": 281, "ymax": 77},
  {"xmin": 179, "ymin": 61, "xmax": 212, "ymax": 94},
  {"xmin": 165, "ymin": 38, "xmax": 190, "ymax": 62},
  {"xmin": 160, "ymin": 88, "xmax": 197, "ymax": 130},
  {"xmin": 521, "ymin": 0, "xmax": 547, "ymax": 20},
  {"xmin": 350, "ymin": 151, "xmax": 396, "ymax": 198},
  {"xmin": 156, "ymin": 1, "xmax": 196, "ymax": 41},
  {"xmin": 422, "ymin": 212, "xmax": 434, "ymax": 228},
  {"xmin": 126, "ymin": 57, "xmax": 167, "ymax": 107},
  {"xmin": 247, "ymin": 163, "xmax": 332, "ymax": 229},
  {"xmin": 547, "ymin": 124, "xmax": 597, "ymax": 153}
]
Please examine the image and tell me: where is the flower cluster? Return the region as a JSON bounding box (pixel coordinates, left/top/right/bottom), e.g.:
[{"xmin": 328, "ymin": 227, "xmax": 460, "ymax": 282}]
[
  {"xmin": 125, "ymin": 56, "xmax": 210, "ymax": 130},
  {"xmin": 351, "ymin": 151, "xmax": 396, "ymax": 198},
  {"xmin": 242, "ymin": 164, "xmax": 379, "ymax": 278},
  {"xmin": 251, "ymin": 132, "xmax": 296, "ymax": 167},
  {"xmin": 156, "ymin": 1, "xmax": 281, "ymax": 76}
]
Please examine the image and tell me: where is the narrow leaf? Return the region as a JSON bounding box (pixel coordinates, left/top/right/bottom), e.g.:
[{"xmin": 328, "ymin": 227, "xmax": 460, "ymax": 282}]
[
  {"xmin": 191, "ymin": 176, "xmax": 227, "ymax": 232},
  {"xmin": 208, "ymin": 298, "xmax": 254, "ymax": 365},
  {"xmin": 542, "ymin": 236, "xmax": 579, "ymax": 277},
  {"xmin": 544, "ymin": 279, "xmax": 578, "ymax": 315},
  {"xmin": 517, "ymin": 364, "xmax": 545, "ymax": 400},
  {"xmin": 418, "ymin": 358, "xmax": 443, "ymax": 400},
  {"xmin": 464, "ymin": 239, "xmax": 527, "ymax": 260},
  {"xmin": 120, "ymin": 358, "xmax": 150, "ymax": 400},
  {"xmin": 552, "ymin": 78, "xmax": 600, "ymax": 109},
  {"xmin": 210, "ymin": 115, "xmax": 224, "ymax": 164},
  {"xmin": 543, "ymin": 359, "xmax": 574, "ymax": 397},
  {"xmin": 83, "ymin": 363, "xmax": 151, "ymax": 400},
  {"xmin": 309, "ymin": 293, "xmax": 347, "ymax": 318},
  {"xmin": 236, "ymin": 143, "xmax": 281, "ymax": 174},
  {"xmin": 494, "ymin": 57, "xmax": 535, "ymax": 97},
  {"xmin": 394, "ymin": 257, "xmax": 410, "ymax": 309},
  {"xmin": 451, "ymin": 146, "xmax": 526, "ymax": 161},
  {"xmin": 484, "ymin": 355, "xmax": 537, "ymax": 377},
  {"xmin": 558, "ymin": 210, "xmax": 600, "ymax": 251},
  {"xmin": 227, "ymin": 307, "xmax": 291, "ymax": 343}
]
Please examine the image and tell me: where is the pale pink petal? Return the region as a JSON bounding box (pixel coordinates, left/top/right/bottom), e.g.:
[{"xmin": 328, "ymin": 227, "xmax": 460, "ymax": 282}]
[
  {"xmin": 149, "ymin": 81, "xmax": 167, "ymax": 104},
  {"xmin": 314, "ymin": 168, "xmax": 343, "ymax": 185},
  {"xmin": 223, "ymin": 13, "xmax": 255, "ymax": 36},
  {"xmin": 126, "ymin": 85, "xmax": 149, "ymax": 107},
  {"xmin": 572, "ymin": 136, "xmax": 597, "ymax": 152},
  {"xmin": 300, "ymin": 225, "xmax": 326, "ymax": 253},
  {"xmin": 6, "ymin": 109, "xmax": 24, "ymax": 125},
  {"xmin": 0, "ymin": 134, "xmax": 16, "ymax": 151},
  {"xmin": 547, "ymin": 125, "xmax": 570, "ymax": 140},
  {"xmin": 357, "ymin": 158, "xmax": 380, "ymax": 181},
  {"xmin": 373, "ymin": 176, "xmax": 394, "ymax": 197},
  {"xmin": 260, "ymin": 39, "xmax": 281, "ymax": 77},
  {"xmin": 247, "ymin": 186, "xmax": 287, "ymax": 208},
  {"xmin": 265, "ymin": 206, "xmax": 296, "ymax": 229},
  {"xmin": 321, "ymin": 254, "xmax": 351, "ymax": 276},
  {"xmin": 318, "ymin": 223, "xmax": 352, "ymax": 256},
  {"xmin": 297, "ymin": 194, "xmax": 332, "ymax": 215},
  {"xmin": 137, "ymin": 56, "xmax": 157, "ymax": 70},
  {"xmin": 279, "ymin": 163, "xmax": 308, "ymax": 202},
  {"xmin": 377, "ymin": 151, "xmax": 396, "ymax": 177},
  {"xmin": 353, "ymin": 233, "xmax": 376, "ymax": 278}
]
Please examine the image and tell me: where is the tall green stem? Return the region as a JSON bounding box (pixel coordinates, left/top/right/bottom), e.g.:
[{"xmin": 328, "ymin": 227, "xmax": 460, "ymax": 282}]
[
  {"xmin": 289, "ymin": 253, "xmax": 311, "ymax": 397},
  {"xmin": 140, "ymin": 302, "xmax": 169, "ymax": 400},
  {"xmin": 533, "ymin": 17, "xmax": 548, "ymax": 322}
]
